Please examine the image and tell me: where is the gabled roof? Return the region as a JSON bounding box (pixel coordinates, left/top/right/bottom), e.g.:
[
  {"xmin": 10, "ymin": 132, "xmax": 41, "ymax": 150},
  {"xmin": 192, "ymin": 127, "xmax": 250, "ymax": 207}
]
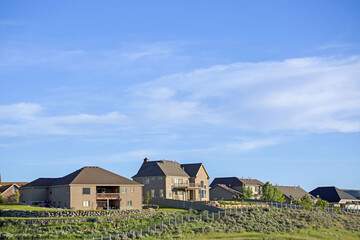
[
  {"xmin": 278, "ymin": 186, "xmax": 316, "ymax": 200},
  {"xmin": 181, "ymin": 163, "xmax": 210, "ymax": 179},
  {"xmin": 211, "ymin": 184, "xmax": 243, "ymax": 196},
  {"xmin": 132, "ymin": 160, "xmax": 189, "ymax": 178},
  {"xmin": 342, "ymin": 189, "xmax": 360, "ymax": 199},
  {"xmin": 310, "ymin": 187, "xmax": 360, "ymax": 203},
  {"xmin": 1, "ymin": 182, "xmax": 28, "ymax": 187},
  {"xmin": 210, "ymin": 177, "xmax": 264, "ymax": 188},
  {"xmin": 0, "ymin": 184, "xmax": 14, "ymax": 194},
  {"xmin": 22, "ymin": 167, "xmax": 141, "ymax": 188}
]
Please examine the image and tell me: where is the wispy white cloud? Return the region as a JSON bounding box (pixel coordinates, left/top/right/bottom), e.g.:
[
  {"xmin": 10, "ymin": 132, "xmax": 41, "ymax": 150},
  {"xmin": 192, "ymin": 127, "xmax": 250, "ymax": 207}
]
[
  {"xmin": 0, "ymin": 103, "xmax": 127, "ymax": 136},
  {"xmin": 132, "ymin": 56, "xmax": 360, "ymax": 133},
  {"xmin": 226, "ymin": 138, "xmax": 282, "ymax": 151}
]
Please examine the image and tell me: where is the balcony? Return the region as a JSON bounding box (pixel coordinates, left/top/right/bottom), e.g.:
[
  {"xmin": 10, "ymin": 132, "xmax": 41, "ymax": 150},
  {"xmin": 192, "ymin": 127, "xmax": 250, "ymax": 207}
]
[
  {"xmin": 172, "ymin": 183, "xmax": 202, "ymax": 189},
  {"xmin": 96, "ymin": 193, "xmax": 121, "ymax": 200}
]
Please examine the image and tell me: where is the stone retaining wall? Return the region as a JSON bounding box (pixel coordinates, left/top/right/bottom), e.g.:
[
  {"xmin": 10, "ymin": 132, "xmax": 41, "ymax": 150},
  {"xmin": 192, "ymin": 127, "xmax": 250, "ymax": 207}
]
[
  {"xmin": 0, "ymin": 211, "xmax": 178, "ymax": 225},
  {"xmin": 0, "ymin": 209, "xmax": 141, "ymax": 218},
  {"xmin": 149, "ymin": 198, "xmax": 223, "ymax": 213}
]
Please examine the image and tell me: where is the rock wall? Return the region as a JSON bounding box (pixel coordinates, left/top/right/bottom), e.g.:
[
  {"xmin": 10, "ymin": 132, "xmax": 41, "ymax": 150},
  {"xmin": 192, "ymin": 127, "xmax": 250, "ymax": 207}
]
[
  {"xmin": 0, "ymin": 211, "xmax": 178, "ymax": 225},
  {"xmin": 0, "ymin": 209, "xmax": 141, "ymax": 218},
  {"xmin": 149, "ymin": 198, "xmax": 223, "ymax": 213}
]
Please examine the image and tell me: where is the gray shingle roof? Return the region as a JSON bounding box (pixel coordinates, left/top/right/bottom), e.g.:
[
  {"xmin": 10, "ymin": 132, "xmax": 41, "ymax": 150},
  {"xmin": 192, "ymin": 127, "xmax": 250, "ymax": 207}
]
[
  {"xmin": 210, "ymin": 177, "xmax": 264, "ymax": 188},
  {"xmin": 342, "ymin": 189, "xmax": 360, "ymax": 199},
  {"xmin": 22, "ymin": 167, "xmax": 141, "ymax": 188},
  {"xmin": 278, "ymin": 186, "xmax": 315, "ymax": 200},
  {"xmin": 132, "ymin": 160, "xmax": 189, "ymax": 178},
  {"xmin": 310, "ymin": 187, "xmax": 360, "ymax": 203},
  {"xmin": 212, "ymin": 184, "xmax": 243, "ymax": 196},
  {"xmin": 180, "ymin": 163, "xmax": 202, "ymax": 177}
]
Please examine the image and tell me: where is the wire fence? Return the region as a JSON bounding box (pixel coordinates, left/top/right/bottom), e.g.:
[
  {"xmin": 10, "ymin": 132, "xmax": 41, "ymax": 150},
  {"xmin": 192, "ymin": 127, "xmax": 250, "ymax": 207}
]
[{"xmin": 85, "ymin": 202, "xmax": 360, "ymax": 240}]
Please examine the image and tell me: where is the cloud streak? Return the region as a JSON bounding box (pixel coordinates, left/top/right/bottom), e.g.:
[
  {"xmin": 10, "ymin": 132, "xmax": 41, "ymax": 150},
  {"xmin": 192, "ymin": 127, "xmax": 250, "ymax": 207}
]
[
  {"xmin": 0, "ymin": 103, "xmax": 127, "ymax": 136},
  {"xmin": 132, "ymin": 56, "xmax": 360, "ymax": 133}
]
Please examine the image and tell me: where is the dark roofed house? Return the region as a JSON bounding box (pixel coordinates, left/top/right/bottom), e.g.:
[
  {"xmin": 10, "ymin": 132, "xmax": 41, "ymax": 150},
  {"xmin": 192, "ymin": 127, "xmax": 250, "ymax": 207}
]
[
  {"xmin": 20, "ymin": 166, "xmax": 143, "ymax": 210},
  {"xmin": 342, "ymin": 189, "xmax": 360, "ymax": 200},
  {"xmin": 278, "ymin": 186, "xmax": 316, "ymax": 203},
  {"xmin": 132, "ymin": 158, "xmax": 210, "ymax": 202},
  {"xmin": 310, "ymin": 186, "xmax": 360, "ymax": 209},
  {"xmin": 209, "ymin": 184, "xmax": 243, "ymax": 200},
  {"xmin": 210, "ymin": 177, "xmax": 264, "ymax": 200}
]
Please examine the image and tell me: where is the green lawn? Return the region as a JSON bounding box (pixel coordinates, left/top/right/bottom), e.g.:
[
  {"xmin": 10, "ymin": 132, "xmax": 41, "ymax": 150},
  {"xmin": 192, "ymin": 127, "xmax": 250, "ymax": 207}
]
[
  {"xmin": 158, "ymin": 207, "xmax": 187, "ymax": 212},
  {"xmin": 0, "ymin": 203, "xmax": 62, "ymax": 211}
]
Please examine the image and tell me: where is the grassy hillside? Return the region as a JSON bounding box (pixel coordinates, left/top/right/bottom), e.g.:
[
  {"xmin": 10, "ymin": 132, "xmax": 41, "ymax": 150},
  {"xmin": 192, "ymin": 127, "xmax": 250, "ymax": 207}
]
[{"xmin": 0, "ymin": 207, "xmax": 359, "ymax": 239}]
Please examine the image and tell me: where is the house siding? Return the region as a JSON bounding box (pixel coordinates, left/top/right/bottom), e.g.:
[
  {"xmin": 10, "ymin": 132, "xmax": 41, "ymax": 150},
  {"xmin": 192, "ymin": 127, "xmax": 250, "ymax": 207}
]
[
  {"xmin": 210, "ymin": 186, "xmax": 236, "ymax": 200},
  {"xmin": 193, "ymin": 165, "xmax": 210, "ymax": 201}
]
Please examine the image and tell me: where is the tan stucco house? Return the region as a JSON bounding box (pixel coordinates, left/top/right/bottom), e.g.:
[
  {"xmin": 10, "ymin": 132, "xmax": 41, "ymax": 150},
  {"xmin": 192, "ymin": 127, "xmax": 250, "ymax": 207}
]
[
  {"xmin": 132, "ymin": 158, "xmax": 210, "ymax": 202},
  {"xmin": 210, "ymin": 177, "xmax": 264, "ymax": 200},
  {"xmin": 20, "ymin": 166, "xmax": 143, "ymax": 210}
]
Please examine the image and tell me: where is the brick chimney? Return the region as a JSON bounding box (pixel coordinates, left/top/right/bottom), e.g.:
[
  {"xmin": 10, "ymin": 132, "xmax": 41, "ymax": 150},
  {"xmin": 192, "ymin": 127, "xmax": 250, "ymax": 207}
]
[{"xmin": 143, "ymin": 157, "xmax": 149, "ymax": 163}]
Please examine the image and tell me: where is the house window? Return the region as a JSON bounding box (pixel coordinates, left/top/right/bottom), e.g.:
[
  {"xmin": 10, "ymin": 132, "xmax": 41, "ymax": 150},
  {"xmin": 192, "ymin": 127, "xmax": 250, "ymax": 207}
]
[
  {"xmin": 201, "ymin": 190, "xmax": 206, "ymax": 198},
  {"xmin": 158, "ymin": 177, "xmax": 163, "ymax": 180},
  {"xmin": 121, "ymin": 187, "xmax": 127, "ymax": 194},
  {"xmin": 83, "ymin": 188, "xmax": 90, "ymax": 195},
  {"xmin": 255, "ymin": 186, "xmax": 258, "ymax": 192},
  {"xmin": 83, "ymin": 201, "xmax": 90, "ymax": 207},
  {"xmin": 169, "ymin": 190, "xmax": 173, "ymax": 198},
  {"xmin": 151, "ymin": 189, "xmax": 155, "ymax": 198},
  {"xmin": 179, "ymin": 191, "xmax": 184, "ymax": 196},
  {"xmin": 200, "ymin": 180, "xmax": 204, "ymax": 187},
  {"xmin": 127, "ymin": 200, "xmax": 132, "ymax": 206},
  {"xmin": 160, "ymin": 189, "xmax": 164, "ymax": 198},
  {"xmin": 144, "ymin": 178, "xmax": 149, "ymax": 184},
  {"xmin": 130, "ymin": 187, "xmax": 134, "ymax": 193},
  {"xmin": 151, "ymin": 177, "xmax": 155, "ymax": 181},
  {"xmin": 12, "ymin": 187, "xmax": 16, "ymax": 194},
  {"xmin": 171, "ymin": 178, "xmax": 174, "ymax": 184}
]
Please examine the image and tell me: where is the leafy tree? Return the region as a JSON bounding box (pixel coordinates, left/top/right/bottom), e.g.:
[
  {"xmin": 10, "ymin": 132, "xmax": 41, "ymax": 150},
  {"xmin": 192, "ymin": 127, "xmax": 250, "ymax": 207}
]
[
  {"xmin": 0, "ymin": 193, "xmax": 3, "ymax": 204},
  {"xmin": 262, "ymin": 182, "xmax": 286, "ymax": 203},
  {"xmin": 14, "ymin": 191, "xmax": 20, "ymax": 203},
  {"xmin": 145, "ymin": 191, "xmax": 151, "ymax": 206},
  {"xmin": 232, "ymin": 195, "xmax": 238, "ymax": 201},
  {"xmin": 315, "ymin": 197, "xmax": 329, "ymax": 211},
  {"xmin": 296, "ymin": 195, "xmax": 313, "ymax": 210},
  {"xmin": 240, "ymin": 186, "xmax": 253, "ymax": 200}
]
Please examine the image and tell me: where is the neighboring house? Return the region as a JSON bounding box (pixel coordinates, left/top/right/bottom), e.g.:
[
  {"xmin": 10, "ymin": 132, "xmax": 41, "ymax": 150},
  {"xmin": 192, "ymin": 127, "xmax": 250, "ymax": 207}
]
[
  {"xmin": 0, "ymin": 176, "xmax": 28, "ymax": 202},
  {"xmin": 209, "ymin": 184, "xmax": 242, "ymax": 200},
  {"xmin": 342, "ymin": 189, "xmax": 360, "ymax": 200},
  {"xmin": 132, "ymin": 158, "xmax": 210, "ymax": 202},
  {"xmin": 310, "ymin": 186, "xmax": 360, "ymax": 209},
  {"xmin": 278, "ymin": 186, "xmax": 316, "ymax": 203},
  {"xmin": 20, "ymin": 166, "xmax": 143, "ymax": 210},
  {"xmin": 210, "ymin": 177, "xmax": 264, "ymax": 199}
]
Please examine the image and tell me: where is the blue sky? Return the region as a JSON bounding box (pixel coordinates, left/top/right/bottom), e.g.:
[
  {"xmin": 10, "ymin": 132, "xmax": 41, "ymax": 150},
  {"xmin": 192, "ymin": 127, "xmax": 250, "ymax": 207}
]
[{"xmin": 1, "ymin": 1, "xmax": 360, "ymax": 191}]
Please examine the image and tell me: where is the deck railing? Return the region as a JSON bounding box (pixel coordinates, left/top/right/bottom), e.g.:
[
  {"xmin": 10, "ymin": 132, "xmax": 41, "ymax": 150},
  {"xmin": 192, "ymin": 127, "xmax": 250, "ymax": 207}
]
[
  {"xmin": 172, "ymin": 183, "xmax": 202, "ymax": 188},
  {"xmin": 96, "ymin": 193, "xmax": 121, "ymax": 199}
]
